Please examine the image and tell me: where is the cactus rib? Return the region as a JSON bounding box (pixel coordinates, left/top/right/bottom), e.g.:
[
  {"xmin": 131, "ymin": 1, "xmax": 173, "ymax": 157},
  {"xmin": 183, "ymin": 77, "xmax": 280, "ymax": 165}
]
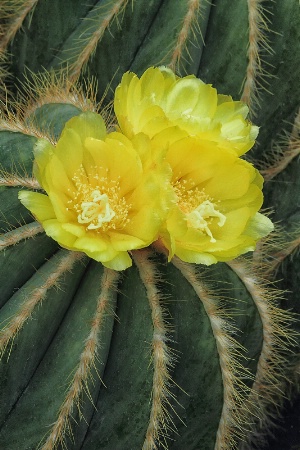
[
  {"xmin": 0, "ymin": 110, "xmax": 51, "ymax": 139},
  {"xmin": 19, "ymin": 72, "xmax": 101, "ymax": 121},
  {"xmin": 241, "ymin": 0, "xmax": 273, "ymax": 113},
  {"xmin": 227, "ymin": 258, "xmax": 297, "ymax": 448},
  {"xmin": 0, "ymin": 0, "xmax": 39, "ymax": 54},
  {"xmin": 60, "ymin": 0, "xmax": 129, "ymax": 81},
  {"xmin": 0, "ymin": 221, "xmax": 43, "ymax": 250},
  {"xmin": 0, "ymin": 250, "xmax": 83, "ymax": 357},
  {"xmin": 40, "ymin": 267, "xmax": 120, "ymax": 450},
  {"xmin": 0, "ymin": 73, "xmax": 102, "ymax": 142},
  {"xmin": 170, "ymin": 255, "xmax": 254, "ymax": 450},
  {"xmin": 0, "ymin": 1, "xmax": 299, "ymax": 448},
  {"xmin": 168, "ymin": 0, "xmax": 202, "ymax": 71},
  {"xmin": 133, "ymin": 250, "xmax": 176, "ymax": 450}
]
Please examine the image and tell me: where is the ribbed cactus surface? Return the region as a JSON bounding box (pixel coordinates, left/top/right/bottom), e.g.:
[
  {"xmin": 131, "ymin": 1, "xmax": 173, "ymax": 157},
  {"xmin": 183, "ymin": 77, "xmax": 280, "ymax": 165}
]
[{"xmin": 0, "ymin": 1, "xmax": 299, "ymax": 449}]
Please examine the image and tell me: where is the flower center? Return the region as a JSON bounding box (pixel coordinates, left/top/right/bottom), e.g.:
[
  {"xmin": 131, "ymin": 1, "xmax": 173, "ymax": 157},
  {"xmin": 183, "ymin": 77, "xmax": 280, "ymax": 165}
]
[
  {"xmin": 68, "ymin": 166, "xmax": 130, "ymax": 232},
  {"xmin": 174, "ymin": 179, "xmax": 226, "ymax": 242},
  {"xmin": 77, "ymin": 190, "xmax": 115, "ymax": 229},
  {"xmin": 186, "ymin": 200, "xmax": 226, "ymax": 243}
]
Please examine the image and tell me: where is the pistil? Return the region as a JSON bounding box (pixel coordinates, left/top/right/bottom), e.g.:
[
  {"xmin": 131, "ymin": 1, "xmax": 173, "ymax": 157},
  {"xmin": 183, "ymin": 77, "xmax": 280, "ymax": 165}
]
[
  {"xmin": 174, "ymin": 179, "xmax": 226, "ymax": 242},
  {"xmin": 78, "ymin": 190, "xmax": 115, "ymax": 229}
]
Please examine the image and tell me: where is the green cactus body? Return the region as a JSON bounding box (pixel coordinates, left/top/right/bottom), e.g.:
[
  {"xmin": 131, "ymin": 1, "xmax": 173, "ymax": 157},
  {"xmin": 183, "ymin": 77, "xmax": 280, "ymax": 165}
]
[{"xmin": 0, "ymin": 1, "xmax": 299, "ymax": 449}]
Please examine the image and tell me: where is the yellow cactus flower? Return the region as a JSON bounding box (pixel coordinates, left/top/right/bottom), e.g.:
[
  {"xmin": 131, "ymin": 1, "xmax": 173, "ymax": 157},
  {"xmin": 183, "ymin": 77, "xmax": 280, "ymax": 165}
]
[
  {"xmin": 19, "ymin": 112, "xmax": 173, "ymax": 270},
  {"xmin": 156, "ymin": 135, "xmax": 273, "ymax": 264},
  {"xmin": 115, "ymin": 66, "xmax": 258, "ymax": 156}
]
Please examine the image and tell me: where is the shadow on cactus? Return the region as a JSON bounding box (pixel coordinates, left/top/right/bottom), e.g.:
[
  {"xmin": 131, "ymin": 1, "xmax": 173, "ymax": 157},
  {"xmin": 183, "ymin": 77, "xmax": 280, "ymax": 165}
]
[{"xmin": 0, "ymin": 1, "xmax": 300, "ymax": 450}]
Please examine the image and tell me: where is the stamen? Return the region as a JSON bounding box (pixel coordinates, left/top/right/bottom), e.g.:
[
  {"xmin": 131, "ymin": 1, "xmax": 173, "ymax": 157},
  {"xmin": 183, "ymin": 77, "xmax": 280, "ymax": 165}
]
[{"xmin": 67, "ymin": 165, "xmax": 130, "ymax": 232}]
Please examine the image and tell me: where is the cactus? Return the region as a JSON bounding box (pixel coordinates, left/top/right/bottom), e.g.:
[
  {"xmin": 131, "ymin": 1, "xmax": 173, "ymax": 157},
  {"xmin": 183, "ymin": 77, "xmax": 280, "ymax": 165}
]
[{"xmin": 0, "ymin": 1, "xmax": 299, "ymax": 449}]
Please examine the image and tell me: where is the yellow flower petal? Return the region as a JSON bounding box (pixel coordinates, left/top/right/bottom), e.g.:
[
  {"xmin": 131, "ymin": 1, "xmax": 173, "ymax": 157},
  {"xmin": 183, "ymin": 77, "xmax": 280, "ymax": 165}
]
[
  {"xmin": 165, "ymin": 78, "xmax": 214, "ymax": 118},
  {"xmin": 48, "ymin": 190, "xmax": 75, "ymax": 223},
  {"xmin": 175, "ymin": 246, "xmax": 218, "ymax": 265},
  {"xmin": 45, "ymin": 153, "xmax": 74, "ymax": 196},
  {"xmin": 19, "ymin": 112, "xmax": 172, "ymax": 270},
  {"xmin": 84, "ymin": 133, "xmax": 142, "ymax": 195},
  {"xmin": 73, "ymin": 235, "xmax": 109, "ymax": 254},
  {"xmin": 159, "ymin": 136, "xmax": 273, "ymax": 264},
  {"xmin": 244, "ymin": 212, "xmax": 274, "ymax": 240},
  {"xmin": 61, "ymin": 223, "xmax": 86, "ymax": 238},
  {"xmin": 65, "ymin": 112, "xmax": 106, "ymax": 142},
  {"xmin": 115, "ymin": 66, "xmax": 258, "ymax": 156},
  {"xmin": 54, "ymin": 128, "xmax": 83, "ymax": 181},
  {"xmin": 212, "ymin": 207, "xmax": 252, "ymax": 240},
  {"xmin": 18, "ymin": 191, "xmax": 55, "ymax": 221},
  {"xmin": 101, "ymin": 252, "xmax": 132, "ymax": 270},
  {"xmin": 33, "ymin": 139, "xmax": 55, "ymax": 190},
  {"xmin": 108, "ymin": 231, "xmax": 145, "ymax": 251},
  {"xmin": 43, "ymin": 219, "xmax": 77, "ymax": 248}
]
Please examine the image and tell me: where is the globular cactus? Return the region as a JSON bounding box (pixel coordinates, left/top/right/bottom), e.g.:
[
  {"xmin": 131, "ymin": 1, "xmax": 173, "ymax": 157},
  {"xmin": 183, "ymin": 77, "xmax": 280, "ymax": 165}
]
[{"xmin": 0, "ymin": 1, "xmax": 299, "ymax": 450}]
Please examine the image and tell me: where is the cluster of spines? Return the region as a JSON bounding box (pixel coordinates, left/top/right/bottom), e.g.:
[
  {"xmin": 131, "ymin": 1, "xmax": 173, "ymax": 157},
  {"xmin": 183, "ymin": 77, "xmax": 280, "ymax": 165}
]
[
  {"xmin": 0, "ymin": 250, "xmax": 84, "ymax": 358},
  {"xmin": 227, "ymin": 258, "xmax": 297, "ymax": 449},
  {"xmin": 39, "ymin": 268, "xmax": 120, "ymax": 450},
  {"xmin": 64, "ymin": 0, "xmax": 130, "ymax": 82},
  {"xmin": 0, "ymin": 1, "xmax": 40, "ymax": 99},
  {"xmin": 0, "ymin": 221, "xmax": 43, "ymax": 249},
  {"xmin": 0, "ymin": 1, "xmax": 39, "ymax": 55},
  {"xmin": 167, "ymin": 0, "xmax": 203, "ymax": 72},
  {"xmin": 133, "ymin": 249, "xmax": 178, "ymax": 450},
  {"xmin": 241, "ymin": 0, "xmax": 274, "ymax": 115},
  {"xmin": 0, "ymin": 71, "xmax": 103, "ymax": 142},
  {"xmin": 260, "ymin": 107, "xmax": 300, "ymax": 182},
  {"xmin": 170, "ymin": 255, "xmax": 253, "ymax": 450}
]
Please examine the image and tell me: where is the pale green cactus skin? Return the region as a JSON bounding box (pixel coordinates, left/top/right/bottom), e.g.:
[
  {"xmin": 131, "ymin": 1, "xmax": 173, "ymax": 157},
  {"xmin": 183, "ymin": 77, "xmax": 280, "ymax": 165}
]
[{"xmin": 0, "ymin": 1, "xmax": 299, "ymax": 450}]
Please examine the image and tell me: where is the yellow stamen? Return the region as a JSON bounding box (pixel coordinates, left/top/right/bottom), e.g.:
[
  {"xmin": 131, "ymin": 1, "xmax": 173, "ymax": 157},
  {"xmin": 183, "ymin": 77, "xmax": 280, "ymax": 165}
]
[
  {"xmin": 68, "ymin": 165, "xmax": 130, "ymax": 232},
  {"xmin": 173, "ymin": 179, "xmax": 207, "ymax": 213}
]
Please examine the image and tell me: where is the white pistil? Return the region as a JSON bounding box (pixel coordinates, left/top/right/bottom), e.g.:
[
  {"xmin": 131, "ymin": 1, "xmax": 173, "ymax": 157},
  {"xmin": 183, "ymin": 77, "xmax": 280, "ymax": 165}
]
[
  {"xmin": 78, "ymin": 190, "xmax": 115, "ymax": 229},
  {"xmin": 187, "ymin": 200, "xmax": 226, "ymax": 242}
]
